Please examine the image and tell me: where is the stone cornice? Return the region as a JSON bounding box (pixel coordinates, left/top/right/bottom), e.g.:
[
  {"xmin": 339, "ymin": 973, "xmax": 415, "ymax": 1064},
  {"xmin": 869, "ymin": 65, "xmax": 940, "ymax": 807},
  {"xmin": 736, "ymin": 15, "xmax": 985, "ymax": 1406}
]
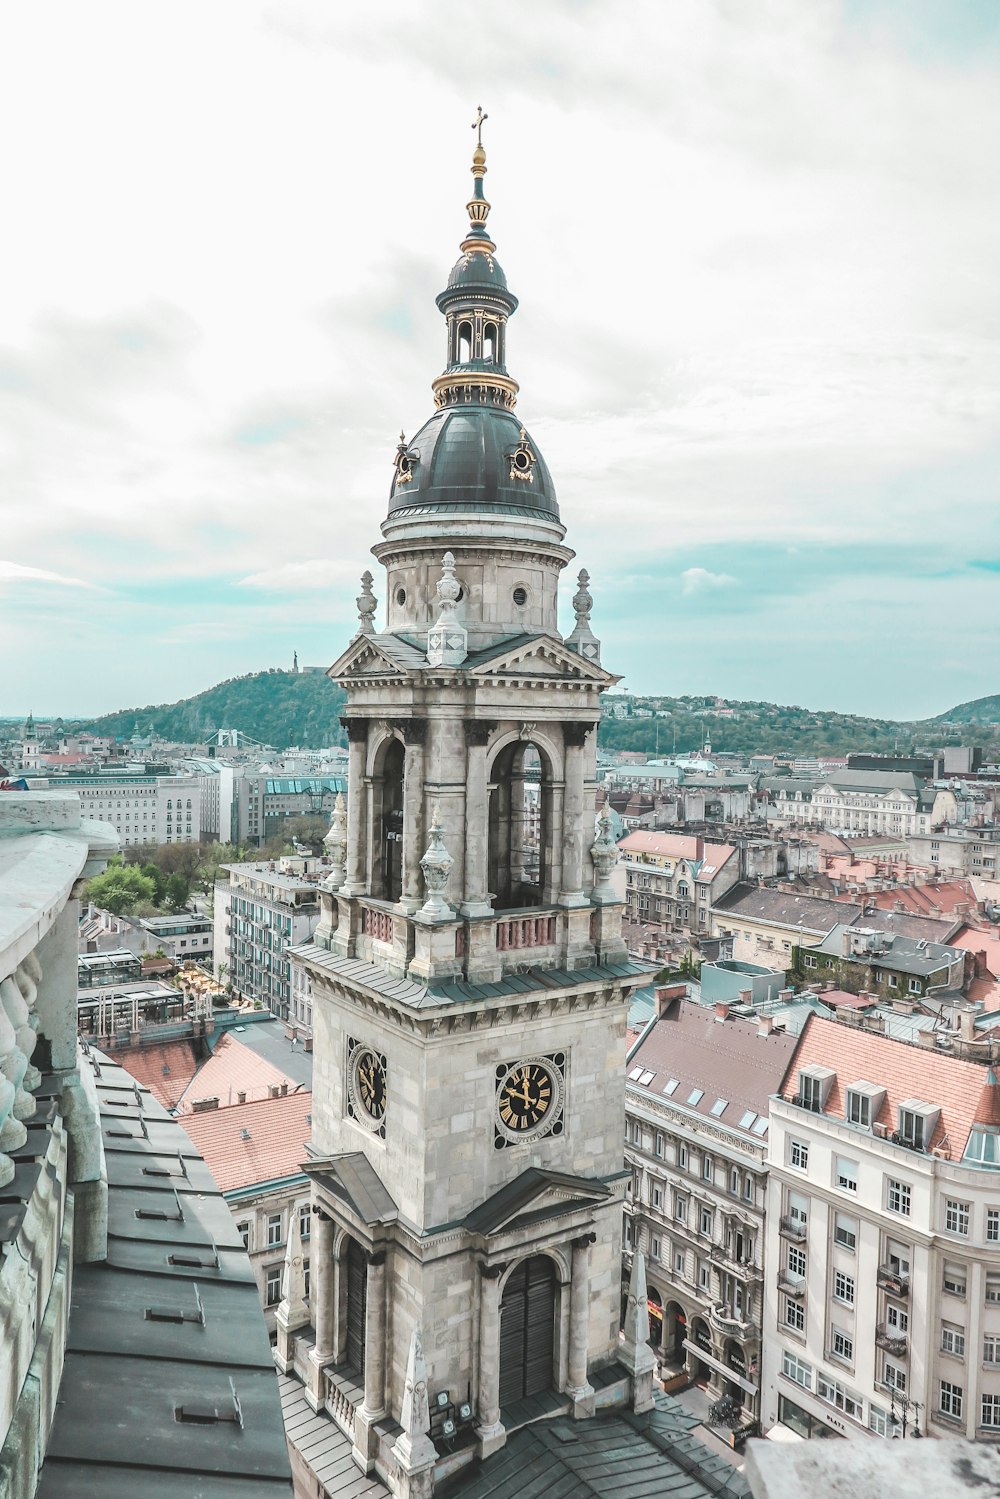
[{"xmin": 625, "ymin": 1089, "xmax": 766, "ymax": 1163}]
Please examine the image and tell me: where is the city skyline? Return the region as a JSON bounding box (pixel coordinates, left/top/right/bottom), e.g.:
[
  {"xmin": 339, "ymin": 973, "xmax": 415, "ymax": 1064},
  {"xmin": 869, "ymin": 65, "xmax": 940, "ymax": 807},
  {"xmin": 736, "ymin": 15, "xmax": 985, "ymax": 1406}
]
[{"xmin": 3, "ymin": 0, "xmax": 1000, "ymax": 719}]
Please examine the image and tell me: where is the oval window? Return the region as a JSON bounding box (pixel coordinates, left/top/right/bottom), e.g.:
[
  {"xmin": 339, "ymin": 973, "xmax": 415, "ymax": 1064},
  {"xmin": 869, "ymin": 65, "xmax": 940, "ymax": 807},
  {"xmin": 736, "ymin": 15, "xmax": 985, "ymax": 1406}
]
[
  {"xmin": 395, "ymin": 587, "xmax": 406, "ymax": 607},
  {"xmin": 512, "ymin": 587, "xmax": 528, "ymax": 607}
]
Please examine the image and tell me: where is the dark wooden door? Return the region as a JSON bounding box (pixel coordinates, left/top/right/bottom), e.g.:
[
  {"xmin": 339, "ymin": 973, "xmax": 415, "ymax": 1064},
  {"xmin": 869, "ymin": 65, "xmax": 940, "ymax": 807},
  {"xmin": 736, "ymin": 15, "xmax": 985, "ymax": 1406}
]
[
  {"xmin": 498, "ymin": 1256, "xmax": 555, "ymax": 1407},
  {"xmin": 346, "ymin": 1239, "xmax": 367, "ymax": 1374}
]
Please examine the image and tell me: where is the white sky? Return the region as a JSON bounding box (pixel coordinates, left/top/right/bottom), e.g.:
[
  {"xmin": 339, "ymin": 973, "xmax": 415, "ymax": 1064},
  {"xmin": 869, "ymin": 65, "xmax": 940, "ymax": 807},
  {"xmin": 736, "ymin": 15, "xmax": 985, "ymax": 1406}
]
[{"xmin": 2, "ymin": 0, "xmax": 999, "ymax": 719}]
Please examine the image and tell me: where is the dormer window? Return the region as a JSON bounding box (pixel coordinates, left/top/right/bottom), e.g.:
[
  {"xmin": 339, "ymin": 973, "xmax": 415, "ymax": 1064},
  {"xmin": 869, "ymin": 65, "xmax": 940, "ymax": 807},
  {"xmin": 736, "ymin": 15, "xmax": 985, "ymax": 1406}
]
[
  {"xmin": 896, "ymin": 1099, "xmax": 939, "ymax": 1152},
  {"xmin": 845, "ymin": 1081, "xmax": 885, "ymax": 1130},
  {"xmin": 796, "ymin": 1066, "xmax": 834, "ymax": 1113}
]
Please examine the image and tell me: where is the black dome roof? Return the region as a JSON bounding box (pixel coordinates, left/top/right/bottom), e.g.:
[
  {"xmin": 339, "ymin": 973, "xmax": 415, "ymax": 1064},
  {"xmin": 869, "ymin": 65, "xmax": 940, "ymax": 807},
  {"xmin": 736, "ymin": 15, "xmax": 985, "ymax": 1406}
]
[{"xmin": 388, "ymin": 407, "xmax": 558, "ymax": 522}]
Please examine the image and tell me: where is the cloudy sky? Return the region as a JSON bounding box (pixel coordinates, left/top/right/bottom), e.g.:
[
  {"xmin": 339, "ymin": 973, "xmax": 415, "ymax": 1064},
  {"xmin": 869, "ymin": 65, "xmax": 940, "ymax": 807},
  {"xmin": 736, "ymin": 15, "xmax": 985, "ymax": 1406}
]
[{"xmin": 2, "ymin": 0, "xmax": 999, "ymax": 720}]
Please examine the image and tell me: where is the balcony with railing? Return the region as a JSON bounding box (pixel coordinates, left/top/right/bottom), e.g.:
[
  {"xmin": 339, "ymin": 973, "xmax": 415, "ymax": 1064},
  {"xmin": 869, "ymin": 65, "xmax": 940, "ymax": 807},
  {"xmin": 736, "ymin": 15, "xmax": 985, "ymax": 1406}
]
[
  {"xmin": 709, "ymin": 1302, "xmax": 759, "ymax": 1340},
  {"xmin": 875, "ymin": 1324, "xmax": 908, "ymax": 1357},
  {"xmin": 877, "ymin": 1264, "xmax": 910, "ymax": 1297},
  {"xmin": 779, "ymin": 1215, "xmax": 807, "ymax": 1243},
  {"xmin": 777, "ymin": 1271, "xmax": 806, "ymax": 1298}
]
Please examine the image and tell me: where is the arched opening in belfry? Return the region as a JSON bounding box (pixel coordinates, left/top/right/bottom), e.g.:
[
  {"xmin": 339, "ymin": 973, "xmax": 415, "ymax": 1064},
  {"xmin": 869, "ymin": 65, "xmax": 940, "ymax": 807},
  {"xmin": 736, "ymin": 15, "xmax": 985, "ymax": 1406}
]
[
  {"xmin": 488, "ymin": 740, "xmax": 552, "ymax": 909},
  {"xmin": 498, "ymin": 1255, "xmax": 557, "ymax": 1408},
  {"xmin": 483, "ymin": 322, "xmax": 498, "ymax": 363},
  {"xmin": 457, "ymin": 319, "xmax": 473, "ymax": 363},
  {"xmin": 372, "ymin": 737, "xmax": 405, "ymax": 903}
]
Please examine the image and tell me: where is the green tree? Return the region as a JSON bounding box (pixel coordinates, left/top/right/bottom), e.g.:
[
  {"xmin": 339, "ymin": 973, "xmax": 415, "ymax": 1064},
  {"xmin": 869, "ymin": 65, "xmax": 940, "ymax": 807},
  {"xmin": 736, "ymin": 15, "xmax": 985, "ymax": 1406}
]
[
  {"xmin": 285, "ymin": 815, "xmax": 329, "ymax": 855},
  {"xmin": 164, "ymin": 872, "xmax": 190, "ymax": 911},
  {"xmin": 84, "ymin": 861, "xmax": 156, "ymax": 916},
  {"xmin": 141, "ymin": 861, "xmax": 167, "ymax": 905}
]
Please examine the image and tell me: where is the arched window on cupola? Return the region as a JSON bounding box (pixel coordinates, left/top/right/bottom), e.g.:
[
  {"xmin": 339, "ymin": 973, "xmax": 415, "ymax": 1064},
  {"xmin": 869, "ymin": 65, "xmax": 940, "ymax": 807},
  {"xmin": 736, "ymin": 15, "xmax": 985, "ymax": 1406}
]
[
  {"xmin": 488, "ymin": 740, "xmax": 552, "ymax": 908},
  {"xmin": 372, "ymin": 737, "xmax": 405, "ymax": 904},
  {"xmin": 457, "ymin": 320, "xmax": 473, "ymax": 363},
  {"xmin": 483, "ymin": 322, "xmax": 498, "ymax": 363}
]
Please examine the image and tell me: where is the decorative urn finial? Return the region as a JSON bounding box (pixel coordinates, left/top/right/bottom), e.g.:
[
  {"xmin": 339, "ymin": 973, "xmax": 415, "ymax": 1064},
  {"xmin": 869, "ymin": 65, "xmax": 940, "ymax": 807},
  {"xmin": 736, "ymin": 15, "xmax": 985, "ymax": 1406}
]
[
  {"xmin": 565, "ymin": 566, "xmax": 601, "ymax": 664},
  {"xmin": 323, "ymin": 793, "xmax": 348, "ymax": 891},
  {"xmin": 356, "ymin": 570, "xmax": 377, "ymax": 636},
  {"xmin": 419, "ymin": 810, "xmax": 454, "ymax": 919},
  {"xmin": 426, "ymin": 552, "xmax": 468, "ymax": 667}
]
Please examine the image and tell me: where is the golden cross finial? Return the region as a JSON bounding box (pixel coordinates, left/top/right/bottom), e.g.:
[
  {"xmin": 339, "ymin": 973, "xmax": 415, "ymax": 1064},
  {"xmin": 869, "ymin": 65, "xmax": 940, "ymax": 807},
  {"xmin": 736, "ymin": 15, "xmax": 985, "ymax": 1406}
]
[{"xmin": 471, "ymin": 106, "xmax": 488, "ymax": 147}]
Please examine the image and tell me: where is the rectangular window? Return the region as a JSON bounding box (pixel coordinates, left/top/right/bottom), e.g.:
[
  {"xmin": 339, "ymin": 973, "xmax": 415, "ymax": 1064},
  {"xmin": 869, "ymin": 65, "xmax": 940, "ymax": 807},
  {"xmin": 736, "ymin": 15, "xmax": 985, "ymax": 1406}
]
[
  {"xmin": 787, "ymin": 1245, "xmax": 806, "ymax": 1279},
  {"xmin": 884, "ymin": 1361, "xmax": 906, "ymax": 1393},
  {"xmin": 651, "ymin": 1236, "xmax": 661, "ymax": 1261},
  {"xmin": 743, "ymin": 1175, "xmax": 754, "ymax": 1201},
  {"xmin": 782, "ymin": 1351, "xmax": 812, "ymax": 1389},
  {"xmin": 846, "ymin": 1090, "xmax": 871, "ymax": 1127},
  {"xmin": 836, "ymin": 1157, "xmax": 858, "ymax": 1193},
  {"xmin": 675, "ymin": 1197, "xmax": 687, "ymax": 1223},
  {"xmin": 886, "ymin": 1304, "xmax": 908, "ymax": 1333},
  {"xmin": 266, "ymin": 1214, "xmax": 282, "ymax": 1248},
  {"xmin": 945, "ymin": 1199, "xmax": 970, "ymax": 1236},
  {"xmin": 266, "ymin": 1265, "xmax": 282, "ymax": 1306},
  {"xmin": 985, "ymin": 1275, "xmax": 1000, "ymax": 1305},
  {"xmin": 985, "ymin": 1336, "xmax": 1000, "ymax": 1365},
  {"xmin": 789, "ymin": 1139, "xmax": 809, "ymax": 1170},
  {"xmin": 702, "ymin": 1155, "xmax": 713, "ymax": 1181},
  {"xmin": 939, "ymin": 1380, "xmax": 963, "ymax": 1420},
  {"xmin": 678, "ymin": 1143, "xmax": 688, "ymax": 1169},
  {"xmin": 699, "ymin": 1262, "xmax": 710, "ymax": 1291},
  {"xmin": 834, "ymin": 1213, "xmax": 857, "ymax": 1251},
  {"xmin": 897, "ymin": 1108, "xmax": 926, "ymax": 1150},
  {"xmin": 869, "ymin": 1405, "xmax": 893, "ymax": 1438},
  {"xmin": 886, "ymin": 1178, "xmax": 911, "ymax": 1216},
  {"xmin": 655, "ymin": 1132, "xmax": 664, "ymax": 1158},
  {"xmin": 652, "ymin": 1185, "xmax": 662, "ymax": 1209},
  {"xmin": 674, "ymin": 1250, "xmax": 685, "ymax": 1275},
  {"xmin": 988, "ymin": 1208, "xmax": 1000, "ymax": 1243},
  {"xmin": 700, "ymin": 1207, "xmax": 712, "ymax": 1236},
  {"xmin": 730, "ymin": 1167, "xmax": 740, "ymax": 1195},
  {"xmin": 299, "ymin": 1205, "xmax": 311, "ymax": 1241},
  {"xmin": 817, "ymin": 1374, "xmax": 863, "ymax": 1419},
  {"xmin": 943, "ymin": 1262, "xmax": 967, "ymax": 1297},
  {"xmin": 834, "ymin": 1269, "xmax": 855, "ymax": 1305},
  {"xmin": 784, "ymin": 1297, "xmax": 804, "ymax": 1332},
  {"xmin": 983, "ymin": 1394, "xmax": 1000, "ymax": 1429},
  {"xmin": 941, "ymin": 1324, "xmax": 966, "ymax": 1358},
  {"xmin": 238, "ymin": 1221, "xmax": 250, "ymax": 1250},
  {"xmin": 831, "ymin": 1329, "xmax": 854, "ymax": 1363}
]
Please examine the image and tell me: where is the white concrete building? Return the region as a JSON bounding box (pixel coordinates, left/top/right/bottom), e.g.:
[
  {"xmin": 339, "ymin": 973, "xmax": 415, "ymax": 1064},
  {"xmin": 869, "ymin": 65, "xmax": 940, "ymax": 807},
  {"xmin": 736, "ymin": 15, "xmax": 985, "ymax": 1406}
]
[
  {"xmin": 215, "ymin": 861, "xmax": 323, "ymax": 1018},
  {"xmin": 762, "ymin": 1013, "xmax": 1000, "ymax": 1443},
  {"xmin": 37, "ymin": 770, "xmax": 201, "ymax": 848}
]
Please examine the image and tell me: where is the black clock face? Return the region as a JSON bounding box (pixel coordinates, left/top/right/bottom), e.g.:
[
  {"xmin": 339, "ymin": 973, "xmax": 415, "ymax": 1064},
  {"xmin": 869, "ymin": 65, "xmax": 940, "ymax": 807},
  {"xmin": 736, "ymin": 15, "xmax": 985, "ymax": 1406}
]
[
  {"xmin": 497, "ymin": 1061, "xmax": 555, "ymax": 1134},
  {"xmin": 353, "ymin": 1048, "xmax": 387, "ymax": 1122}
]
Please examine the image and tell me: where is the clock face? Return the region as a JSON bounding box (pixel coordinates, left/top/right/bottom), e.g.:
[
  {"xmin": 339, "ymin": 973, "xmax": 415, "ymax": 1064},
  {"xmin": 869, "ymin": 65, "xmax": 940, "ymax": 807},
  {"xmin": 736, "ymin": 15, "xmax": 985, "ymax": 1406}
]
[
  {"xmin": 347, "ymin": 1041, "xmax": 387, "ymax": 1134},
  {"xmin": 494, "ymin": 1054, "xmax": 565, "ymax": 1148}
]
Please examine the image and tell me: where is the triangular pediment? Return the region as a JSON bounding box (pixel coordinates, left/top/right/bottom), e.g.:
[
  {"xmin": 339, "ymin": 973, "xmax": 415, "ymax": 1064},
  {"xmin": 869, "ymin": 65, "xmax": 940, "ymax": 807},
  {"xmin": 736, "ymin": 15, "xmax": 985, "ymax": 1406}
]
[
  {"xmin": 327, "ymin": 632, "xmax": 424, "ymax": 683},
  {"xmin": 467, "ymin": 634, "xmax": 617, "ymax": 687},
  {"xmin": 464, "ymin": 1166, "xmax": 611, "ymax": 1238},
  {"xmin": 304, "ymin": 1152, "xmax": 398, "ymax": 1227}
]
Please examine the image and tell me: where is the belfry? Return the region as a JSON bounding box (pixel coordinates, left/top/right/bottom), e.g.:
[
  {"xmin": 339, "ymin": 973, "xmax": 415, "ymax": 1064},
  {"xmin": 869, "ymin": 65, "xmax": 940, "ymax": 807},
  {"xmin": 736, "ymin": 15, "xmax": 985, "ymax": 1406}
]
[{"xmin": 284, "ymin": 115, "xmax": 654, "ymax": 1495}]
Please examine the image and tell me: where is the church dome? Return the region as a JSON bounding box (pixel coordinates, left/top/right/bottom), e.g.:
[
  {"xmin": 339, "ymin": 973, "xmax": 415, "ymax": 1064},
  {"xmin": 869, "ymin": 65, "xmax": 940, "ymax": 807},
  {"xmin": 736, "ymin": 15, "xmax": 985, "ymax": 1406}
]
[
  {"xmin": 442, "ymin": 250, "xmax": 512, "ymax": 298},
  {"xmin": 388, "ymin": 406, "xmax": 558, "ymax": 521}
]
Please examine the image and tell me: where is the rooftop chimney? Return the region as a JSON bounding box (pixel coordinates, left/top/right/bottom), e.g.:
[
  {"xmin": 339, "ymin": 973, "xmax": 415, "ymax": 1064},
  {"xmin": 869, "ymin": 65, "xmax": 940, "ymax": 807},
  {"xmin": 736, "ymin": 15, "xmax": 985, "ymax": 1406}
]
[
  {"xmin": 758, "ymin": 1014, "xmax": 775, "ymax": 1037},
  {"xmin": 715, "ymin": 1002, "xmax": 731, "ymax": 1023},
  {"xmin": 654, "ymin": 983, "xmax": 685, "ymax": 1019}
]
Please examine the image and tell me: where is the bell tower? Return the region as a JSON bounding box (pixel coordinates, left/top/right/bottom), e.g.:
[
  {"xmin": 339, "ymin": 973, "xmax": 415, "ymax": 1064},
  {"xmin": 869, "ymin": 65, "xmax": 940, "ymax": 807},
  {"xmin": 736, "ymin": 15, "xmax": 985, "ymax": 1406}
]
[{"xmin": 291, "ymin": 115, "xmax": 653, "ymax": 1494}]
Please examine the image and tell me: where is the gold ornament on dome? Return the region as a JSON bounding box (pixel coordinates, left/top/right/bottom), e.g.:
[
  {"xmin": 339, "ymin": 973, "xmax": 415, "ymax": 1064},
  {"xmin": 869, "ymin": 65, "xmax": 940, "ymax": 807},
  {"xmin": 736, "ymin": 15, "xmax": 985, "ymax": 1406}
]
[
  {"xmin": 393, "ymin": 431, "xmax": 414, "ymax": 485},
  {"xmin": 508, "ymin": 428, "xmax": 536, "ymax": 483}
]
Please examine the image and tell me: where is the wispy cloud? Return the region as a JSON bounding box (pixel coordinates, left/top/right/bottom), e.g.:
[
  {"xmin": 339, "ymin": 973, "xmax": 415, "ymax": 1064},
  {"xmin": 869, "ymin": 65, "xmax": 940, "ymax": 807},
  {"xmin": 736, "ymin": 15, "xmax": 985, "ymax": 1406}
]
[
  {"xmin": 238, "ymin": 559, "xmax": 365, "ymax": 591},
  {"xmin": 681, "ymin": 568, "xmax": 738, "ymax": 596},
  {"xmin": 0, "ymin": 560, "xmax": 97, "ymax": 590}
]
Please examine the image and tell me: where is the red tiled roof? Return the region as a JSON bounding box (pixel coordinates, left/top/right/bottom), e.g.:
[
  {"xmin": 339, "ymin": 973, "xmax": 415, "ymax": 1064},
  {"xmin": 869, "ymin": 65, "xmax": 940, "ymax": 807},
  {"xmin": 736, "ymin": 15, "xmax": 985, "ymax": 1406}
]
[
  {"xmin": 781, "ymin": 1014, "xmax": 990, "ymax": 1159},
  {"xmin": 115, "ymin": 1040, "xmax": 202, "ymax": 1110},
  {"xmin": 619, "ymin": 831, "xmax": 703, "ymax": 860},
  {"xmin": 176, "ymin": 1031, "xmax": 294, "ymax": 1113},
  {"xmin": 179, "ymin": 1091, "xmax": 313, "ymax": 1193},
  {"xmin": 858, "ymin": 880, "xmax": 979, "ymax": 918},
  {"xmin": 952, "ymin": 925, "xmax": 1000, "ymax": 978},
  {"xmin": 817, "ymin": 989, "xmax": 875, "ymax": 1010}
]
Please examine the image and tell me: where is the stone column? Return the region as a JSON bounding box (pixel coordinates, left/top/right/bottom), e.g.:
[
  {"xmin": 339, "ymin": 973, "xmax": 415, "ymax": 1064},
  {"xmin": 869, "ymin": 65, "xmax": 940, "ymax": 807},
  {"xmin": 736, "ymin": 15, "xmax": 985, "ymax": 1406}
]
[
  {"xmin": 559, "ymin": 724, "xmax": 590, "ymax": 907},
  {"xmin": 461, "ymin": 723, "xmax": 494, "ymax": 917},
  {"xmin": 399, "ymin": 724, "xmax": 426, "ymax": 914},
  {"xmin": 352, "ymin": 1250, "xmax": 388, "ymax": 1471},
  {"xmin": 567, "ymin": 1233, "xmax": 596, "ymax": 1418},
  {"xmin": 476, "ymin": 1263, "xmax": 506, "ymax": 1458},
  {"xmin": 341, "ymin": 719, "xmax": 368, "ymax": 895},
  {"xmin": 306, "ymin": 1209, "xmax": 336, "ymax": 1412}
]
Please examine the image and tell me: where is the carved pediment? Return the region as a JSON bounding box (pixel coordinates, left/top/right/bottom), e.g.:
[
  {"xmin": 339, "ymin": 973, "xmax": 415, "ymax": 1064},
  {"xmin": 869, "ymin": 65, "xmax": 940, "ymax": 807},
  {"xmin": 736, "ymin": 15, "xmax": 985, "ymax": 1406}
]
[
  {"xmin": 327, "ymin": 633, "xmax": 425, "ymax": 683},
  {"xmin": 468, "ymin": 634, "xmax": 617, "ymax": 687},
  {"xmin": 464, "ymin": 1166, "xmax": 611, "ymax": 1238}
]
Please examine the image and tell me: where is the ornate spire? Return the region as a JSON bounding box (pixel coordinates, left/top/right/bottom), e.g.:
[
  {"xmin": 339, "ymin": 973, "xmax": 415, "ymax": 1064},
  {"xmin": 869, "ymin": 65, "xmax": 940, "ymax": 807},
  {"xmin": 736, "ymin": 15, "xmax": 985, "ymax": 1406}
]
[
  {"xmin": 565, "ymin": 568, "xmax": 602, "ymax": 664},
  {"xmin": 620, "ymin": 1249, "xmax": 657, "ymax": 1413},
  {"xmin": 355, "ymin": 571, "xmax": 377, "ymax": 637},
  {"xmin": 323, "ymin": 793, "xmax": 348, "ymax": 892},
  {"xmin": 462, "ymin": 105, "xmax": 494, "ymax": 253},
  {"xmin": 426, "ymin": 552, "xmax": 468, "ymax": 667},
  {"xmin": 390, "ymin": 1327, "xmax": 438, "ymax": 1492}
]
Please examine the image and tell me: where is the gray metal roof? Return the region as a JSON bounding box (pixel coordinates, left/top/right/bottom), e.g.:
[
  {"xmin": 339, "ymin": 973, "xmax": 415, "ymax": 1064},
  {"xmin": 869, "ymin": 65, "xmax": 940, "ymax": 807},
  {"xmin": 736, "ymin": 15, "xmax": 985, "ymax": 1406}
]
[
  {"xmin": 37, "ymin": 1051, "xmax": 291, "ymax": 1497},
  {"xmin": 279, "ymin": 1375, "xmax": 388, "ymax": 1497},
  {"xmin": 306, "ymin": 1152, "xmax": 399, "ymax": 1228},
  {"xmin": 437, "ymin": 1392, "xmax": 751, "ymax": 1498},
  {"xmin": 464, "ymin": 1166, "xmax": 611, "ymax": 1236}
]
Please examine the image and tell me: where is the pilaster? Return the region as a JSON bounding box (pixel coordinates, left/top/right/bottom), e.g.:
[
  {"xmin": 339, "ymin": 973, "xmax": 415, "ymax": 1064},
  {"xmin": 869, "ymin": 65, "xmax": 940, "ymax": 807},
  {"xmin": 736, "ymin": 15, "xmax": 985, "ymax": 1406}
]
[{"xmin": 475, "ymin": 1263, "xmax": 507, "ymax": 1458}]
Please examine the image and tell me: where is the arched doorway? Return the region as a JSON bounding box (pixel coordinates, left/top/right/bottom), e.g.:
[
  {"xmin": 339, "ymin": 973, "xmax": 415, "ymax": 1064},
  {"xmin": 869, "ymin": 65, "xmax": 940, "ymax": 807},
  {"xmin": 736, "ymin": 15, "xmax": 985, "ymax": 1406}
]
[
  {"xmin": 724, "ymin": 1338, "xmax": 746, "ymax": 1407},
  {"xmin": 345, "ymin": 1238, "xmax": 368, "ymax": 1374},
  {"xmin": 665, "ymin": 1302, "xmax": 686, "ymax": 1364},
  {"xmin": 498, "ymin": 1256, "xmax": 556, "ymax": 1406},
  {"xmin": 488, "ymin": 741, "xmax": 552, "ymax": 908}
]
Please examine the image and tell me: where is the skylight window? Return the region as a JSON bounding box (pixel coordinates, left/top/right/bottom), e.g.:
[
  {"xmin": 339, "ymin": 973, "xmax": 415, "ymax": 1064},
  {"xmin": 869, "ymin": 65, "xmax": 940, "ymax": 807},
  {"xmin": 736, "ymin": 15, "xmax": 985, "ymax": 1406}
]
[
  {"xmin": 638, "ymin": 1070, "xmax": 655, "ymax": 1086},
  {"xmin": 663, "ymin": 1079, "xmax": 679, "ymax": 1096},
  {"xmin": 751, "ymin": 1117, "xmax": 770, "ymax": 1137},
  {"xmin": 739, "ymin": 1110, "xmax": 758, "ymax": 1130},
  {"xmin": 710, "ymin": 1099, "xmax": 729, "ymax": 1117},
  {"xmin": 628, "ymin": 1066, "xmax": 645, "ymax": 1080},
  {"xmin": 687, "ymin": 1088, "xmax": 704, "ymax": 1106}
]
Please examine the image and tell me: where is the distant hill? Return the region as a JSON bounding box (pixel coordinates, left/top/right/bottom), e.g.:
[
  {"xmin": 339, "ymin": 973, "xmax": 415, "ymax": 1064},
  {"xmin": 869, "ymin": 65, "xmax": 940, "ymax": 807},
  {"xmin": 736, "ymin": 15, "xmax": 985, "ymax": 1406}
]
[
  {"xmin": 70, "ymin": 670, "xmax": 347, "ymax": 749},
  {"xmin": 932, "ymin": 694, "xmax": 1000, "ymax": 726},
  {"xmin": 56, "ymin": 674, "xmax": 1000, "ymax": 757}
]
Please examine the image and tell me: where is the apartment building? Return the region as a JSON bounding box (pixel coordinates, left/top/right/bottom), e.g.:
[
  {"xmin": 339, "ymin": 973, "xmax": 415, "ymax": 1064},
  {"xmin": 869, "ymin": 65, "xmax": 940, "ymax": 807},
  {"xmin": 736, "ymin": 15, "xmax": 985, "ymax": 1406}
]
[
  {"xmin": 624, "ymin": 992, "xmax": 798, "ymax": 1427},
  {"xmin": 711, "ymin": 885, "xmax": 864, "ymax": 969},
  {"xmin": 762, "ymin": 1015, "xmax": 1000, "ymax": 1443},
  {"xmin": 617, "ymin": 830, "xmax": 740, "ymax": 937},
  {"xmin": 38, "ymin": 769, "xmax": 201, "ymax": 848},
  {"xmin": 910, "ymin": 827, "xmax": 1000, "ymax": 880},
  {"xmin": 798, "ymin": 924, "xmax": 970, "ymax": 1002},
  {"xmin": 764, "ymin": 771, "xmax": 937, "ymax": 839},
  {"xmin": 215, "ymin": 862, "xmax": 323, "ymax": 1017}
]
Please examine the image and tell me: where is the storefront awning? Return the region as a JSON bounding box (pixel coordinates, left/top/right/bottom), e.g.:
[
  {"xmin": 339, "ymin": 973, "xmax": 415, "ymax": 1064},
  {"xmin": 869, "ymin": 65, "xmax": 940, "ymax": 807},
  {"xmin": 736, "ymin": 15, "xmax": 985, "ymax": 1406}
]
[{"xmin": 681, "ymin": 1338, "xmax": 758, "ymax": 1397}]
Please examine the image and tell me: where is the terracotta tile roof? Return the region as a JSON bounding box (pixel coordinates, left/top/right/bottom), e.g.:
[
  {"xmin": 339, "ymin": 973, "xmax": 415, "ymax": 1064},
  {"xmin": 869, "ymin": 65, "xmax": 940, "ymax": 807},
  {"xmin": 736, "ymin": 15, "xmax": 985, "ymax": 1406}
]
[
  {"xmin": 781, "ymin": 1014, "xmax": 991, "ymax": 1159},
  {"xmin": 179, "ymin": 1091, "xmax": 313, "ymax": 1193},
  {"xmin": 859, "ymin": 880, "xmax": 980, "ymax": 918},
  {"xmin": 816, "ymin": 989, "xmax": 875, "ymax": 1010},
  {"xmin": 952, "ymin": 925, "xmax": 1000, "ymax": 978},
  {"xmin": 114, "ymin": 1040, "xmax": 202, "ymax": 1109},
  {"xmin": 628, "ymin": 999, "xmax": 798, "ymax": 1139},
  {"xmin": 619, "ymin": 830, "xmax": 703, "ymax": 861},
  {"xmin": 176, "ymin": 1031, "xmax": 295, "ymax": 1113}
]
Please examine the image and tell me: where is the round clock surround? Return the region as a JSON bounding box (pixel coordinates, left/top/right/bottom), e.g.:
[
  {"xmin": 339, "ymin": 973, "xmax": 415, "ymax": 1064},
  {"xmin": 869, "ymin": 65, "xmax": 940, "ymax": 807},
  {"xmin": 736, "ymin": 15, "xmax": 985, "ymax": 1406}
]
[
  {"xmin": 494, "ymin": 1053, "xmax": 565, "ymax": 1146},
  {"xmin": 347, "ymin": 1040, "xmax": 388, "ymax": 1136}
]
